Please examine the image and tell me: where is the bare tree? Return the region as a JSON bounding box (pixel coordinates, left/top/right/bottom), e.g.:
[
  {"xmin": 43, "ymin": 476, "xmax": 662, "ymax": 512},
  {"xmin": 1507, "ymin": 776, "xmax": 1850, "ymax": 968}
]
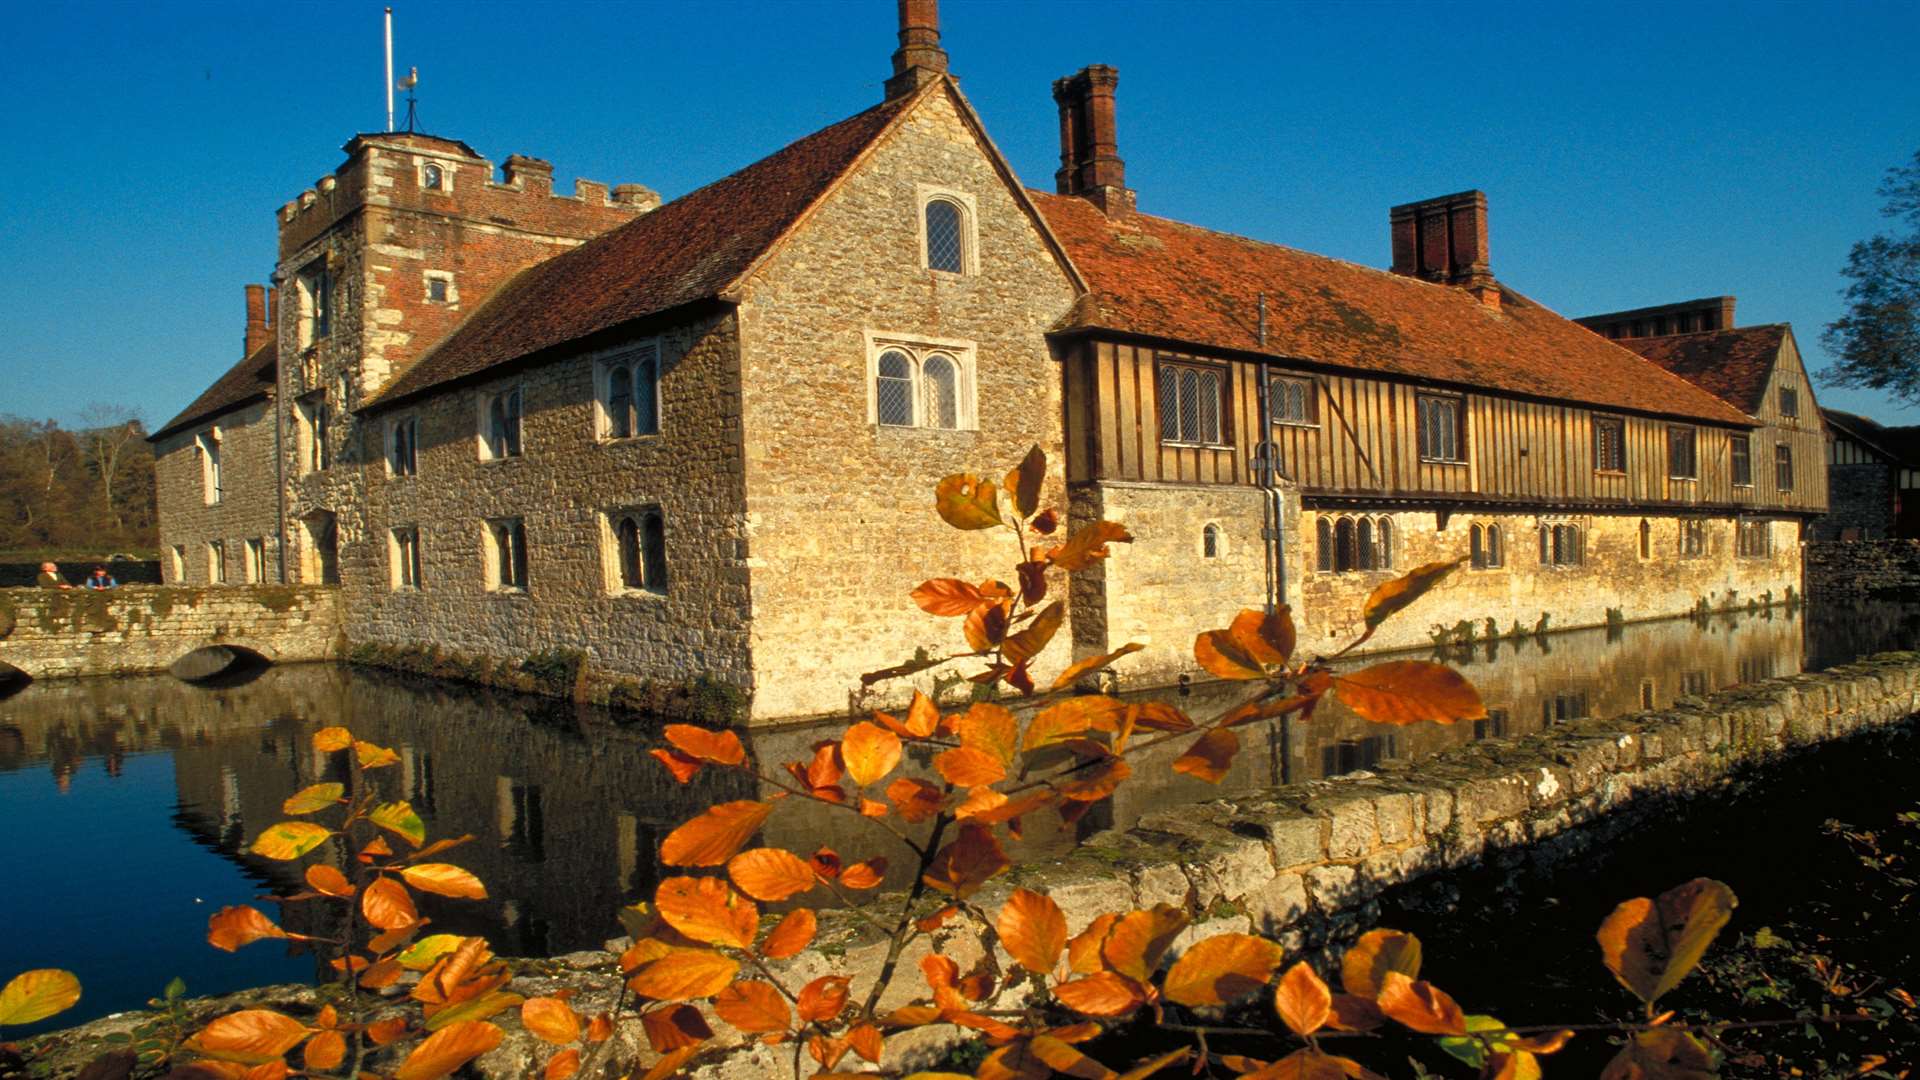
[{"xmin": 78, "ymin": 403, "xmax": 145, "ymax": 528}]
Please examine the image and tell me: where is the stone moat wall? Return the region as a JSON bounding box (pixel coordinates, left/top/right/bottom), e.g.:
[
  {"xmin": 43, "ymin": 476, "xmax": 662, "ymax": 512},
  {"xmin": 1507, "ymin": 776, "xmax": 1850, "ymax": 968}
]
[
  {"xmin": 0, "ymin": 585, "xmax": 341, "ymax": 679},
  {"xmin": 1805, "ymin": 539, "xmax": 1920, "ymax": 599}
]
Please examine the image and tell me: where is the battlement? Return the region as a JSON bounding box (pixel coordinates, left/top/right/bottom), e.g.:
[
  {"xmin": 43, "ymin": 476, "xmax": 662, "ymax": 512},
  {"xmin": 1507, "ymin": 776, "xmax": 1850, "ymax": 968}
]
[{"xmin": 276, "ymin": 131, "xmax": 657, "ymax": 258}]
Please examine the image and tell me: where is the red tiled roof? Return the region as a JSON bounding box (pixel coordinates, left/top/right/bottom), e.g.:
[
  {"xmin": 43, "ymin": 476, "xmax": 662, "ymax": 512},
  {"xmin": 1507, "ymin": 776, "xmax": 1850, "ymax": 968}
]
[
  {"xmin": 151, "ymin": 337, "xmax": 277, "ymax": 441},
  {"xmin": 369, "ymin": 94, "xmax": 917, "ymax": 407},
  {"xmin": 1618, "ymin": 325, "xmax": 1787, "ymax": 415},
  {"xmin": 1030, "ymin": 192, "xmax": 1754, "ymax": 426}
]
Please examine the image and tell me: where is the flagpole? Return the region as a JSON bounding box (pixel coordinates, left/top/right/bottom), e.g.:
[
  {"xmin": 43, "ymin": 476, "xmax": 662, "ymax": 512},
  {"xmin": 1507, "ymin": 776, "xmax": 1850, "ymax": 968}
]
[{"xmin": 384, "ymin": 8, "xmax": 395, "ymax": 133}]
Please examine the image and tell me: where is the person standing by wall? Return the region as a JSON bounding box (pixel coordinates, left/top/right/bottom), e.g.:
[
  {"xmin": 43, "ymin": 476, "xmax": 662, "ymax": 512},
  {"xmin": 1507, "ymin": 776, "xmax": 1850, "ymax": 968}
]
[{"xmin": 36, "ymin": 562, "xmax": 71, "ymax": 589}]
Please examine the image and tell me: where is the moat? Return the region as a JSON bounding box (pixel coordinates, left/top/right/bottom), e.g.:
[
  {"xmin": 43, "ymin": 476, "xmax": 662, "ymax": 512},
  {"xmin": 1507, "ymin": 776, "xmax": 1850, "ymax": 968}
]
[{"xmin": 4, "ymin": 600, "xmax": 1917, "ymax": 1033}]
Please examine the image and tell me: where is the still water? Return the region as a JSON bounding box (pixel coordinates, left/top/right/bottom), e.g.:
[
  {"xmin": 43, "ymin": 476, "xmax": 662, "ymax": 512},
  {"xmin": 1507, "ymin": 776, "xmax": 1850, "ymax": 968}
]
[{"xmin": 3, "ymin": 601, "xmax": 1916, "ymax": 1032}]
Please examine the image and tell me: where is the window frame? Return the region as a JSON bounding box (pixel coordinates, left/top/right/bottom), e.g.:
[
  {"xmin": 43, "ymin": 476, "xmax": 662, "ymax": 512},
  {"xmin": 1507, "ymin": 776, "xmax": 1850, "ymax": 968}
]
[
  {"xmin": 1415, "ymin": 393, "xmax": 1468, "ymax": 464},
  {"xmin": 296, "ymin": 393, "xmax": 330, "ymax": 474},
  {"xmin": 1775, "ymin": 443, "xmax": 1794, "ymax": 491},
  {"xmin": 1315, "ymin": 514, "xmax": 1393, "ymax": 573},
  {"xmin": 1730, "ymin": 433, "xmax": 1753, "ymax": 488},
  {"xmin": 1156, "ymin": 358, "xmax": 1231, "ymax": 448},
  {"xmin": 1592, "ymin": 415, "xmax": 1626, "ymax": 474},
  {"xmin": 1736, "ymin": 518, "xmax": 1772, "ymax": 559},
  {"xmin": 197, "ymin": 428, "xmax": 223, "ymax": 504},
  {"xmin": 1201, "ymin": 522, "xmax": 1222, "ymax": 559},
  {"xmin": 1679, "ymin": 518, "xmax": 1707, "ymax": 558},
  {"xmin": 1537, "ymin": 520, "xmax": 1585, "ymax": 567},
  {"xmin": 483, "ymin": 517, "xmax": 529, "ymax": 593},
  {"xmin": 1667, "ymin": 425, "xmax": 1698, "ymax": 480},
  {"xmin": 1269, "ymin": 374, "xmax": 1317, "ymax": 428},
  {"xmin": 915, "ymin": 184, "xmax": 978, "ymax": 276},
  {"xmin": 170, "ymin": 544, "xmax": 186, "ymax": 582},
  {"xmin": 296, "ymin": 260, "xmax": 331, "ymax": 348},
  {"xmin": 208, "ymin": 540, "xmax": 227, "ymax": 585},
  {"xmin": 605, "ymin": 506, "xmax": 669, "ymax": 597},
  {"xmin": 244, "ymin": 538, "xmax": 265, "ymax": 584},
  {"xmin": 417, "ymin": 158, "xmax": 454, "ymax": 193},
  {"xmin": 390, "ymin": 526, "xmax": 424, "ymax": 590},
  {"xmin": 422, "ymin": 270, "xmax": 455, "ymax": 305},
  {"xmin": 864, "ymin": 332, "xmax": 978, "ymax": 431},
  {"xmin": 1469, "ymin": 521, "xmax": 1505, "ymax": 570},
  {"xmin": 1778, "ymin": 385, "xmax": 1798, "ymax": 419},
  {"xmin": 595, "ymin": 340, "xmax": 662, "ymax": 442},
  {"xmin": 388, "ymin": 416, "xmax": 419, "ymax": 478},
  {"xmin": 477, "ymin": 385, "xmax": 526, "ymax": 461}
]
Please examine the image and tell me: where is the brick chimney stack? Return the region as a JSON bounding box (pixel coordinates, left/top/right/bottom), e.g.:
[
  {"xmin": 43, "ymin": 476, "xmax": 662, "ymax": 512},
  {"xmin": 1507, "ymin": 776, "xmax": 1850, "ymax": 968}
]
[
  {"xmin": 1053, "ymin": 65, "xmax": 1134, "ymax": 218},
  {"xmin": 885, "ymin": 0, "xmax": 949, "ymax": 100},
  {"xmin": 244, "ymin": 284, "xmax": 270, "ymax": 356},
  {"xmin": 503, "ymin": 154, "xmax": 555, "ymax": 195},
  {"xmin": 1390, "ymin": 190, "xmax": 1499, "ymax": 309}
]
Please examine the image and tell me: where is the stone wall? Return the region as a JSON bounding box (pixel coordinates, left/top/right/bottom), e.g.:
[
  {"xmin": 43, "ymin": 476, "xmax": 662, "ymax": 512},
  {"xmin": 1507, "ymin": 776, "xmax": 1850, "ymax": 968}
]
[
  {"xmin": 346, "ymin": 311, "xmax": 754, "ymax": 694},
  {"xmin": 1814, "ymin": 463, "xmax": 1896, "ymax": 541},
  {"xmin": 0, "ymin": 585, "xmax": 340, "ymax": 678},
  {"xmin": 153, "ymin": 398, "xmax": 284, "ymax": 585},
  {"xmin": 734, "ymin": 83, "xmax": 1079, "ymax": 720},
  {"xmin": 1806, "ymin": 538, "xmax": 1920, "ymax": 599}
]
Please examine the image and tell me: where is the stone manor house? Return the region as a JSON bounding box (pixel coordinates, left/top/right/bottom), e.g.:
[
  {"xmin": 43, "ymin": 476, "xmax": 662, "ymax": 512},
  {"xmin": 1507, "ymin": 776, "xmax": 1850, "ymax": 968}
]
[{"xmin": 151, "ymin": 1, "xmax": 1826, "ymax": 722}]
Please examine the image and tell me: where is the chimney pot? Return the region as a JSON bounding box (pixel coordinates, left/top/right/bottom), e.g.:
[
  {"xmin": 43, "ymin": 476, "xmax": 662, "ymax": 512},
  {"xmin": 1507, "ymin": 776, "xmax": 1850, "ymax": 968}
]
[
  {"xmin": 885, "ymin": 0, "xmax": 949, "ymax": 100},
  {"xmin": 1390, "ymin": 190, "xmax": 1495, "ymax": 302},
  {"xmin": 1052, "ymin": 64, "xmax": 1134, "ymax": 217}
]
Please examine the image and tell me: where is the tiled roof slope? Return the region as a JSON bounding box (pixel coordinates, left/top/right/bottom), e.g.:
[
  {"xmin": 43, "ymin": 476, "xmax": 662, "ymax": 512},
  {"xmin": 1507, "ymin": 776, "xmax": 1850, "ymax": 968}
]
[
  {"xmin": 1824, "ymin": 408, "xmax": 1920, "ymax": 465},
  {"xmin": 370, "ymin": 94, "xmax": 916, "ymax": 407},
  {"xmin": 1618, "ymin": 325, "xmax": 1787, "ymax": 416},
  {"xmin": 1030, "ymin": 192, "xmax": 1753, "ymax": 426},
  {"xmin": 151, "ymin": 337, "xmax": 277, "ymax": 441}
]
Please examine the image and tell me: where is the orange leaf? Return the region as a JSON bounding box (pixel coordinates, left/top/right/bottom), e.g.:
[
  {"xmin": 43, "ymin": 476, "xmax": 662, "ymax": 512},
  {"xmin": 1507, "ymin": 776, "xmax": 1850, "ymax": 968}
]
[
  {"xmin": 664, "ymin": 724, "xmax": 745, "ymax": 766},
  {"xmin": 1243, "ymin": 1048, "xmax": 1359, "ymax": 1080},
  {"xmin": 841, "ymin": 858, "xmax": 888, "ymax": 889},
  {"xmin": 544, "ymin": 1049, "xmax": 582, "ymax": 1080},
  {"xmin": 1273, "ymin": 961, "xmax": 1332, "ymax": 1036},
  {"xmin": 922, "ymin": 823, "xmax": 1011, "ymax": 897},
  {"xmin": 1101, "ymin": 905, "xmax": 1189, "ymax": 983},
  {"xmin": 912, "ymin": 579, "xmax": 991, "ymax": 617},
  {"xmin": 303, "ymin": 1029, "xmax": 346, "ymax": 1072},
  {"xmin": 964, "ymin": 600, "xmax": 1012, "ymax": 652},
  {"xmin": 958, "ymin": 701, "xmax": 1020, "ymax": 765},
  {"xmin": 1330, "ymin": 661, "xmax": 1487, "ymax": 726},
  {"xmin": 1171, "ymin": 728, "xmax": 1239, "ymax": 784},
  {"xmin": 761, "ymin": 909, "xmax": 817, "ymax": 959},
  {"xmin": 1376, "ymin": 971, "xmax": 1467, "ymax": 1035},
  {"xmin": 1162, "ymin": 933, "xmax": 1283, "ymax": 1006},
  {"xmin": 935, "ymin": 473, "xmax": 1002, "ymax": 530},
  {"xmin": 1228, "ymin": 607, "xmax": 1296, "ymax": 667},
  {"xmin": 848, "ymin": 1021, "xmax": 885, "ymax": 1063},
  {"xmin": 1025, "ymin": 696, "xmax": 1125, "ymax": 752},
  {"xmin": 305, "ymin": 864, "xmax": 355, "ymax": 898},
  {"xmin": 935, "ymin": 746, "xmax": 1007, "ymax": 788},
  {"xmin": 1006, "ymin": 444, "xmax": 1047, "ymax": 518},
  {"xmin": 1016, "ymin": 558, "xmax": 1049, "ymax": 607},
  {"xmin": 521, "ymin": 997, "xmax": 580, "ymax": 1044},
  {"xmin": 1194, "ymin": 629, "xmax": 1266, "ymax": 681},
  {"xmin": 1361, "ymin": 558, "xmax": 1465, "ymax": 635},
  {"xmin": 355, "ymin": 740, "xmax": 400, "ymax": 769},
  {"xmin": 714, "ymin": 980, "xmax": 791, "ymax": 1033},
  {"xmin": 660, "ymin": 801, "xmax": 774, "ymax": 867},
  {"xmin": 1053, "ymin": 971, "xmax": 1150, "ymax": 1017},
  {"xmin": 1050, "ymin": 643, "xmax": 1146, "ymax": 691},
  {"xmin": 627, "ymin": 948, "xmax": 739, "ymax": 1001},
  {"xmin": 362, "ymin": 876, "xmax": 419, "ymax": 932},
  {"xmin": 184, "ymin": 1009, "xmax": 313, "ymax": 1065},
  {"xmin": 1596, "ymin": 878, "xmax": 1737, "ymax": 1004},
  {"xmin": 640, "ymin": 1004, "xmax": 712, "ymax": 1052},
  {"xmin": 1045, "ymin": 520, "xmax": 1133, "ymax": 571},
  {"xmin": 727, "ymin": 848, "xmax": 818, "ymax": 902},
  {"xmin": 311, "ymin": 726, "xmax": 352, "ymax": 752},
  {"xmin": 797, "ymin": 975, "xmax": 851, "ymax": 1023},
  {"xmin": 586, "ymin": 1014, "xmax": 612, "ymax": 1042},
  {"xmin": 840, "ymin": 721, "xmax": 902, "ymax": 787},
  {"xmin": 392, "ymin": 1020, "xmax": 505, "ymax": 1080},
  {"xmin": 1601, "ymin": 1027, "xmax": 1714, "ymax": 1080},
  {"xmin": 1003, "ymin": 600, "xmax": 1065, "ymax": 665},
  {"xmin": 997, "ymin": 888, "xmax": 1068, "ymax": 975},
  {"xmin": 1340, "ymin": 929, "xmax": 1422, "ymax": 997},
  {"xmin": 401, "ymin": 864, "xmax": 487, "ymax": 900},
  {"xmin": 208, "ymin": 906, "xmax": 289, "ymax": 952},
  {"xmin": 655, "ymin": 876, "xmax": 759, "ymax": 949},
  {"xmin": 359, "ymin": 957, "xmax": 404, "ymax": 990},
  {"xmin": 1326, "ymin": 994, "xmax": 1385, "ymax": 1032},
  {"xmin": 367, "ymin": 1017, "xmax": 409, "ymax": 1045},
  {"xmin": 1068, "ymin": 913, "xmax": 1120, "ymax": 974},
  {"xmin": 886, "ymin": 777, "xmax": 945, "ymax": 823},
  {"xmin": 1029, "ymin": 1034, "xmax": 1117, "ymax": 1079},
  {"xmin": 281, "ymin": 782, "xmax": 345, "ymax": 815},
  {"xmin": 651, "ymin": 748, "xmax": 702, "ymax": 783}
]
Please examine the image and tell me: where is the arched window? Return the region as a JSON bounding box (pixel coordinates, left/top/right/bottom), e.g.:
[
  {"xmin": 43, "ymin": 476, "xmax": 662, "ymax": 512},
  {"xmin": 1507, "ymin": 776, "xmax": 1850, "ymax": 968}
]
[
  {"xmin": 1375, "ymin": 517, "xmax": 1393, "ymax": 569},
  {"xmin": 617, "ymin": 516, "xmax": 643, "ymax": 589},
  {"xmin": 642, "ymin": 511, "xmax": 668, "ymax": 592},
  {"xmin": 633, "ymin": 351, "xmax": 659, "ymax": 435},
  {"xmin": 612, "ymin": 509, "xmax": 668, "ymax": 593},
  {"xmin": 1335, "ymin": 517, "xmax": 1357, "ymax": 572},
  {"xmin": 1471, "ymin": 523, "xmax": 1503, "ymax": 569},
  {"xmin": 1540, "ymin": 522, "xmax": 1583, "ymax": 566},
  {"xmin": 607, "ymin": 363, "xmax": 633, "ymax": 439},
  {"xmin": 1485, "ymin": 523, "xmax": 1501, "ymax": 567},
  {"xmin": 922, "ymin": 354, "xmax": 959, "ymax": 429},
  {"xmin": 1470, "ymin": 524, "xmax": 1485, "ymax": 568},
  {"xmin": 1639, "ymin": 519, "xmax": 1652, "ymax": 559},
  {"xmin": 1316, "ymin": 518, "xmax": 1333, "ymax": 572},
  {"xmin": 876, "ymin": 350, "xmax": 915, "ymax": 426},
  {"xmin": 1357, "ymin": 517, "xmax": 1375, "ymax": 570},
  {"xmin": 423, "ymin": 163, "xmax": 443, "ymax": 190},
  {"xmin": 925, "ymin": 199, "xmax": 965, "ymax": 273},
  {"xmin": 1202, "ymin": 524, "xmax": 1220, "ymax": 558}
]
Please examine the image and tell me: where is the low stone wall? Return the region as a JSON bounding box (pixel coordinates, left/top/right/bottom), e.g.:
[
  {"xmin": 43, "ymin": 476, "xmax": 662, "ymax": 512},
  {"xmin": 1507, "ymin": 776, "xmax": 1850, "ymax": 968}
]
[
  {"xmin": 1806, "ymin": 539, "xmax": 1920, "ymax": 598},
  {"xmin": 0, "ymin": 585, "xmax": 342, "ymax": 678}
]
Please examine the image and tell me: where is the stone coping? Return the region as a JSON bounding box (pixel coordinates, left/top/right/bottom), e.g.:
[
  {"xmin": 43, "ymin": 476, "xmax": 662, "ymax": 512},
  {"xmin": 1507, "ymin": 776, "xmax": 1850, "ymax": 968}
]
[{"xmin": 22, "ymin": 652, "xmax": 1920, "ymax": 1079}]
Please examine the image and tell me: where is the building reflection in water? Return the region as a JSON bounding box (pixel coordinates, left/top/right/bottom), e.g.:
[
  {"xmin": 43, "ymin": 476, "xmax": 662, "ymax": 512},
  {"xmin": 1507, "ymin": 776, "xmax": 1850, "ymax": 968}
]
[{"xmin": 1, "ymin": 601, "xmax": 1914, "ymax": 962}]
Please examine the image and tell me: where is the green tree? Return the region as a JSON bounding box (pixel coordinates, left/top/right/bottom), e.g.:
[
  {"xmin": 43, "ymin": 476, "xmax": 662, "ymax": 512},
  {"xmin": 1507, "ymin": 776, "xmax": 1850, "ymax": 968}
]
[{"xmin": 1822, "ymin": 149, "xmax": 1920, "ymax": 402}]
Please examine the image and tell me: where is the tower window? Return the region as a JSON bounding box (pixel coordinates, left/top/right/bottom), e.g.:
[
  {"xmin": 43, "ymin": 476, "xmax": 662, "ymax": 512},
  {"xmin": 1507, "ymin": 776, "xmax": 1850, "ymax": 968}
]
[
  {"xmin": 598, "ymin": 343, "xmax": 660, "ymax": 440},
  {"xmin": 481, "ymin": 387, "xmax": 524, "ymax": 460},
  {"xmin": 422, "ymin": 162, "xmax": 444, "ymax": 190}
]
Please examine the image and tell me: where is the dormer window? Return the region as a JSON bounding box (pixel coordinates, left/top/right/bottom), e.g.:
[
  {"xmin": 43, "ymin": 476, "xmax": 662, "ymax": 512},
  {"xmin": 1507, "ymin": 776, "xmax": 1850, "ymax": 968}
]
[{"xmin": 422, "ymin": 162, "xmax": 444, "ymax": 190}]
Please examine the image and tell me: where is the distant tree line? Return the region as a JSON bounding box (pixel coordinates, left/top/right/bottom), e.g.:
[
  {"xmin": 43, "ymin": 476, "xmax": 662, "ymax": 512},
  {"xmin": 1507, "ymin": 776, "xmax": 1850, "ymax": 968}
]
[{"xmin": 0, "ymin": 406, "xmax": 157, "ymax": 556}]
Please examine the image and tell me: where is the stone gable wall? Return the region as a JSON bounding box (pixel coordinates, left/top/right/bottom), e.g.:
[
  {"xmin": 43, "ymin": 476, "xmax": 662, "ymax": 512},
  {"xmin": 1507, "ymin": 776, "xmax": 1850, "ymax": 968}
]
[
  {"xmin": 1815, "ymin": 464, "xmax": 1895, "ymax": 541},
  {"xmin": 733, "ymin": 85, "xmax": 1081, "ymax": 720},
  {"xmin": 1806, "ymin": 539, "xmax": 1920, "ymax": 598},
  {"xmin": 0, "ymin": 585, "xmax": 339, "ymax": 678},
  {"xmin": 152, "ymin": 398, "xmax": 284, "ymax": 585}
]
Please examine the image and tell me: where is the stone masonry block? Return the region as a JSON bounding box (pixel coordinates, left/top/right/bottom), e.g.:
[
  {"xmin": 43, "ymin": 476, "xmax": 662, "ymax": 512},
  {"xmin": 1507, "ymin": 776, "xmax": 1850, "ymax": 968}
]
[{"xmin": 1312, "ymin": 794, "xmax": 1379, "ymax": 860}]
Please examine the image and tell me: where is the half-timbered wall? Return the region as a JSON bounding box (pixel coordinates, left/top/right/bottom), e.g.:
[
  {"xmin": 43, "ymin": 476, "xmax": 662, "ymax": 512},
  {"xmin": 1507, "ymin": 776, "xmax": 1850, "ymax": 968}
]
[{"xmin": 1063, "ymin": 337, "xmax": 1827, "ymax": 515}]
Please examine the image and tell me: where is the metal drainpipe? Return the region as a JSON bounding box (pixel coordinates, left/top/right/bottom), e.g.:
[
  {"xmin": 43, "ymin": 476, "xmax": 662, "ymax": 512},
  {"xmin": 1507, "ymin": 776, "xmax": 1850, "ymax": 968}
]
[{"xmin": 1253, "ymin": 295, "xmax": 1288, "ymax": 615}]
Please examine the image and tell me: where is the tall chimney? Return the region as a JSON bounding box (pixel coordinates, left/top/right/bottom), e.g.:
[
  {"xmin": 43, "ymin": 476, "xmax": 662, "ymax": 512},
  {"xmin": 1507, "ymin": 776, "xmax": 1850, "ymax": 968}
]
[
  {"xmin": 1389, "ymin": 190, "xmax": 1497, "ymax": 308},
  {"xmin": 244, "ymin": 284, "xmax": 270, "ymax": 356},
  {"xmin": 1052, "ymin": 65, "xmax": 1134, "ymax": 218},
  {"xmin": 885, "ymin": 0, "xmax": 949, "ymax": 100}
]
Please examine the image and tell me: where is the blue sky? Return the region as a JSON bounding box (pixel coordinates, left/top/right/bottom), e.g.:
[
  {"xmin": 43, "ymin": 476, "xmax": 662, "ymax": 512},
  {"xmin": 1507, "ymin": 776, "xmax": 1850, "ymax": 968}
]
[{"xmin": 1, "ymin": 0, "xmax": 1915, "ymax": 429}]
